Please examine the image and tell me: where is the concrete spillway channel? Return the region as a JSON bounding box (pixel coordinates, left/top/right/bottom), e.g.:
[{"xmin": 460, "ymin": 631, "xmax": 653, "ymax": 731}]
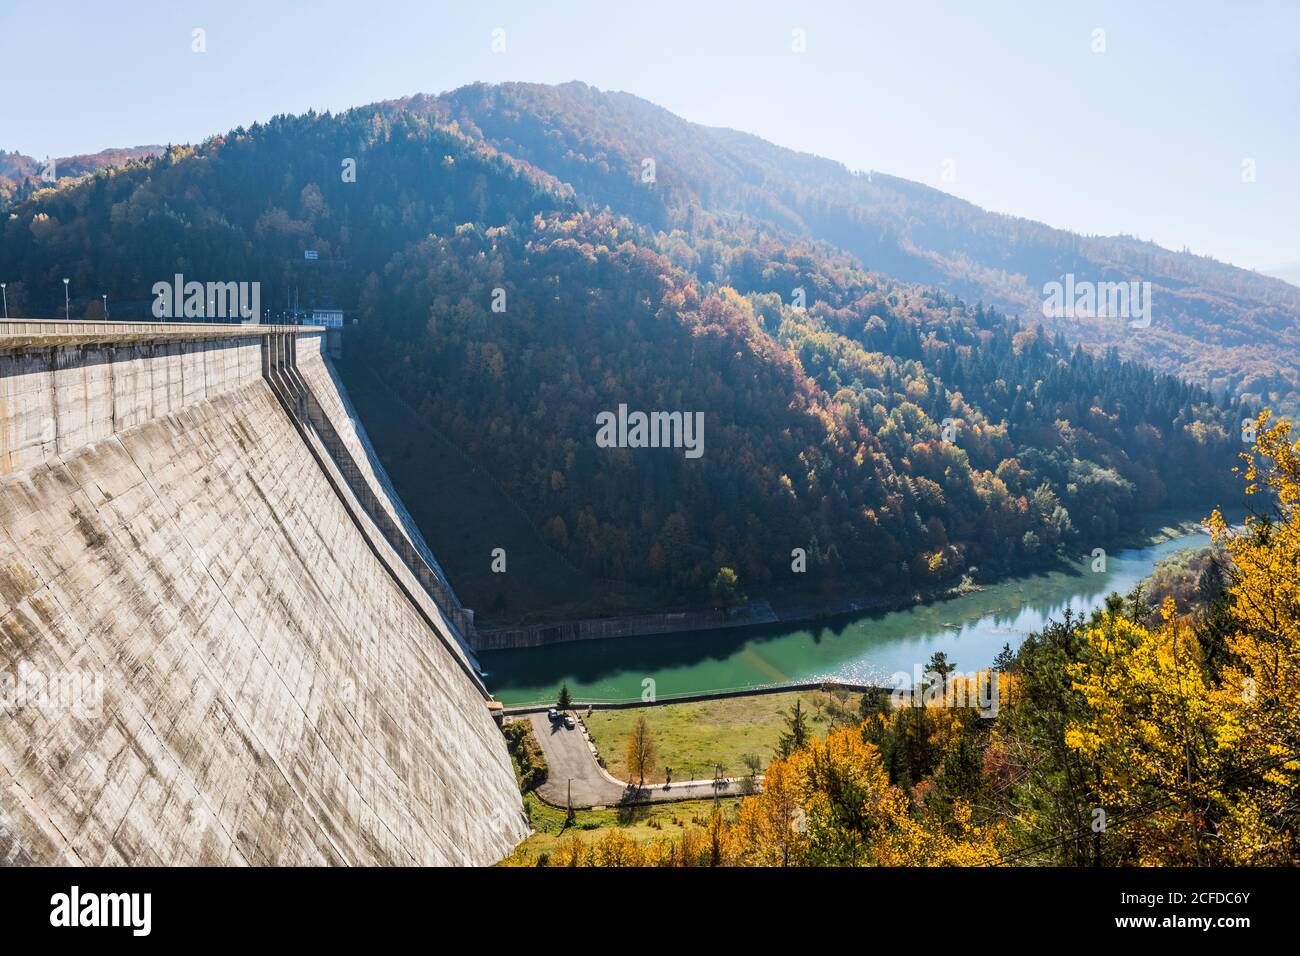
[{"xmin": 0, "ymin": 320, "xmax": 527, "ymax": 866}]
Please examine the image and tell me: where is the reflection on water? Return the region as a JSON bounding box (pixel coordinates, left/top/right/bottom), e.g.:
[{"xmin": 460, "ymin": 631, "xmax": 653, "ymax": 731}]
[{"xmin": 482, "ymin": 533, "xmax": 1209, "ymax": 705}]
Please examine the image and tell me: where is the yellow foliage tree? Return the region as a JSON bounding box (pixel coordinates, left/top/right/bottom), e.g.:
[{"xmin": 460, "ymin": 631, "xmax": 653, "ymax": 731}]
[
  {"xmin": 728, "ymin": 725, "xmax": 1002, "ymax": 866},
  {"xmin": 1064, "ymin": 601, "xmax": 1223, "ymax": 864},
  {"xmin": 1208, "ymin": 412, "xmax": 1300, "ymax": 862},
  {"xmin": 727, "ymin": 755, "xmax": 810, "ymax": 866},
  {"xmin": 624, "ymin": 715, "xmax": 657, "ymax": 787},
  {"xmin": 1066, "ymin": 413, "xmax": 1300, "ymax": 864}
]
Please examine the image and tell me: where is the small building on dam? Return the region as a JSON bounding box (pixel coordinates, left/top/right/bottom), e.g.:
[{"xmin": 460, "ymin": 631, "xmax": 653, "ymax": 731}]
[{"xmin": 0, "ymin": 319, "xmax": 527, "ymax": 866}]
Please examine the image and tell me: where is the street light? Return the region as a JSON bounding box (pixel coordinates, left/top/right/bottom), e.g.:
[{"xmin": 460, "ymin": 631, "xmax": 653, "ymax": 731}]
[
  {"xmin": 62, "ymin": 278, "xmax": 69, "ymax": 321},
  {"xmin": 101, "ymin": 294, "xmax": 108, "ymax": 320},
  {"xmin": 1, "ymin": 282, "xmax": 7, "ymax": 320}
]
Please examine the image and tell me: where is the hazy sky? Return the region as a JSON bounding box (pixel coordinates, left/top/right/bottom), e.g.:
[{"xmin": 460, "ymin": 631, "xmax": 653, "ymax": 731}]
[{"xmin": 4, "ymin": 0, "xmax": 1297, "ymax": 272}]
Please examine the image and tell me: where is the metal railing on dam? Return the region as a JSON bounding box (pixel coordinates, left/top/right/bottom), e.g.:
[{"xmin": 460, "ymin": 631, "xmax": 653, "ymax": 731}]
[{"xmin": 0, "ymin": 317, "xmax": 319, "ymax": 347}]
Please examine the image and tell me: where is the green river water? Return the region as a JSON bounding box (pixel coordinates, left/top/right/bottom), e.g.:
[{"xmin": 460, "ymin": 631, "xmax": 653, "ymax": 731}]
[{"xmin": 481, "ymin": 531, "xmax": 1209, "ymax": 705}]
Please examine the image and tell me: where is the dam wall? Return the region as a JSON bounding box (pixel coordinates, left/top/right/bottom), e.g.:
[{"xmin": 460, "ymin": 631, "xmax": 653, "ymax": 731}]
[
  {"xmin": 294, "ymin": 339, "xmax": 477, "ymax": 641},
  {"xmin": 0, "ymin": 321, "xmax": 526, "ymax": 866},
  {"xmin": 0, "ymin": 325, "xmax": 263, "ymax": 476}
]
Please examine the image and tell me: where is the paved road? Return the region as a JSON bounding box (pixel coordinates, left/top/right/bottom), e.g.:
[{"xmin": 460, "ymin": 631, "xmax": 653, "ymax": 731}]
[
  {"xmin": 526, "ymin": 712, "xmax": 752, "ymax": 809},
  {"xmin": 529, "ymin": 712, "xmax": 626, "ymax": 807}
]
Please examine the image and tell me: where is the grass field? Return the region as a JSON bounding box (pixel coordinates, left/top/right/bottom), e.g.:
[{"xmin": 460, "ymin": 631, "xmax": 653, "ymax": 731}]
[
  {"xmin": 502, "ymin": 794, "xmax": 739, "ymax": 865},
  {"xmin": 582, "ymin": 689, "xmax": 867, "ymax": 784}
]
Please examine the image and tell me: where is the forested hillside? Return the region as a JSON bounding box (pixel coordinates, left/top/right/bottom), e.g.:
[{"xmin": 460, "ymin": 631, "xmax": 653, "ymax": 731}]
[
  {"xmin": 411, "ymin": 82, "xmax": 1300, "ymax": 415},
  {"xmin": 0, "ymin": 90, "xmax": 1251, "ymax": 610},
  {"xmin": 0, "ymin": 145, "xmax": 162, "ymax": 206}
]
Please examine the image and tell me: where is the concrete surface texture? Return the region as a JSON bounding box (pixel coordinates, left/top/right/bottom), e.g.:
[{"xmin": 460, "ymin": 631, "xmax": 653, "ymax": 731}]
[
  {"xmin": 0, "ymin": 324, "xmax": 527, "ymax": 865},
  {"xmin": 297, "ymin": 339, "xmax": 420, "ymax": 560}
]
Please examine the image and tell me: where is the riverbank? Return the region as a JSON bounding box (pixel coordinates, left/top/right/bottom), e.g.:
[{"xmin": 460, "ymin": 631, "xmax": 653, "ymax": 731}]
[
  {"xmin": 475, "ymin": 509, "xmax": 1213, "ymax": 653},
  {"xmin": 480, "ymin": 526, "xmax": 1215, "ymax": 706},
  {"xmin": 471, "ymin": 580, "xmax": 980, "ymax": 652},
  {"xmin": 501, "ymin": 679, "xmax": 883, "ymax": 713}
]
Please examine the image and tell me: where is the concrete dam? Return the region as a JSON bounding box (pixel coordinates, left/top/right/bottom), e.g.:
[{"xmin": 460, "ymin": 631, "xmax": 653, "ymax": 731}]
[{"xmin": 0, "ymin": 320, "xmax": 527, "ymax": 866}]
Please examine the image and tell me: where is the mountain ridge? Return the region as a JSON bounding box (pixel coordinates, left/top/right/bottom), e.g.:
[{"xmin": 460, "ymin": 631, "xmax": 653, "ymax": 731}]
[
  {"xmin": 0, "ymin": 83, "xmax": 1254, "ymax": 615},
  {"xmin": 402, "ymin": 81, "xmax": 1298, "ymax": 413}
]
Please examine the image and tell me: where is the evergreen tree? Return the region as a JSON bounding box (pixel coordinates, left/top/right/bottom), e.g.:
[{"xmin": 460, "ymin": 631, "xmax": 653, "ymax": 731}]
[{"xmin": 775, "ymin": 699, "xmax": 810, "ymax": 760}]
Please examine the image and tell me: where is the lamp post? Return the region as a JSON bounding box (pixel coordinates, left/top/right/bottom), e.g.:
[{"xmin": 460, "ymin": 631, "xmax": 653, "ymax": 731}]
[
  {"xmin": 63, "ymin": 278, "xmax": 69, "ymax": 320},
  {"xmin": 101, "ymin": 294, "xmax": 108, "ymax": 320},
  {"xmin": 1, "ymin": 282, "xmax": 7, "ymax": 319}
]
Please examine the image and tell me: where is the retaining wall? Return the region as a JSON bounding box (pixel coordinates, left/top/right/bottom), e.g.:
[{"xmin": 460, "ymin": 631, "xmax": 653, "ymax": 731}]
[{"xmin": 473, "ymin": 600, "xmax": 780, "ymax": 651}]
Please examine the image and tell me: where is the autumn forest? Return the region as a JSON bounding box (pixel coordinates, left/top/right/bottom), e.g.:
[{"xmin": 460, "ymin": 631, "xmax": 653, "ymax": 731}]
[{"xmin": 0, "ymin": 87, "xmax": 1258, "ymax": 613}]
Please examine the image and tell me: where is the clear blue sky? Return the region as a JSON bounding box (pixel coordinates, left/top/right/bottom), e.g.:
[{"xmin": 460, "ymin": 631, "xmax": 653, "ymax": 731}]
[{"xmin": 3, "ymin": 0, "xmax": 1297, "ymax": 272}]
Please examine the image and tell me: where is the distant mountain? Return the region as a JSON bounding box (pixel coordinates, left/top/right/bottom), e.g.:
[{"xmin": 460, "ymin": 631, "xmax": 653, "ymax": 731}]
[
  {"xmin": 399, "ymin": 82, "xmax": 1299, "ymax": 414},
  {"xmin": 0, "ymin": 145, "xmax": 163, "ymax": 204},
  {"xmin": 0, "ymin": 86, "xmax": 1250, "ymax": 612}
]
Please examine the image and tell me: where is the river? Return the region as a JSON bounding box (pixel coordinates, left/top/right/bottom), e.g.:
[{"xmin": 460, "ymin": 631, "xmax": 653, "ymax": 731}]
[{"xmin": 480, "ymin": 531, "xmax": 1210, "ymax": 705}]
